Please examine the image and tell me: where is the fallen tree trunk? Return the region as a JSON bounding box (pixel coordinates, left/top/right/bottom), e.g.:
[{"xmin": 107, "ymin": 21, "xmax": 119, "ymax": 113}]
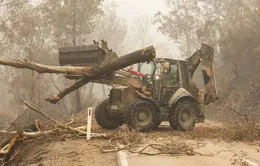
[
  {"xmin": 45, "ymin": 77, "xmax": 91, "ymax": 104},
  {"xmin": 0, "ymin": 46, "xmax": 155, "ymax": 104},
  {"xmin": 0, "ymin": 58, "xmax": 93, "ymax": 76},
  {"xmin": 0, "ymin": 129, "xmax": 107, "ymax": 138},
  {"xmin": 0, "ymin": 130, "xmax": 54, "ymax": 136},
  {"xmin": 91, "ymin": 45, "xmax": 156, "ymax": 75},
  {"xmin": 47, "ymin": 46, "xmax": 156, "ymax": 103}
]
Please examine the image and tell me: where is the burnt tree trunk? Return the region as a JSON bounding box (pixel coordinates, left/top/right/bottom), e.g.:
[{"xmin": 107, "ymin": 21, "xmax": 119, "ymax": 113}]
[
  {"xmin": 0, "ymin": 46, "xmax": 156, "ymax": 105},
  {"xmin": 71, "ymin": 0, "xmax": 82, "ymax": 113}
]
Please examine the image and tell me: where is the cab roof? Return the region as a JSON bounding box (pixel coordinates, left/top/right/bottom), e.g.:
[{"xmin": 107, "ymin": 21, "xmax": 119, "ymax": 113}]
[{"xmin": 154, "ymin": 57, "xmax": 188, "ymax": 63}]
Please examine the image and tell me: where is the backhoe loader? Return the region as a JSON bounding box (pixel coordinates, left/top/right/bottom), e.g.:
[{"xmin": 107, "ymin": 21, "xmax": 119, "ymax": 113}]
[{"xmin": 59, "ymin": 41, "xmax": 218, "ymax": 132}]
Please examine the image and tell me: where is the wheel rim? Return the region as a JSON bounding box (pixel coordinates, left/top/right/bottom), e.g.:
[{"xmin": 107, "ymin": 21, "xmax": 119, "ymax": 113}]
[
  {"xmin": 180, "ymin": 108, "xmax": 194, "ymax": 127},
  {"xmin": 135, "ymin": 107, "xmax": 152, "ymax": 126}
]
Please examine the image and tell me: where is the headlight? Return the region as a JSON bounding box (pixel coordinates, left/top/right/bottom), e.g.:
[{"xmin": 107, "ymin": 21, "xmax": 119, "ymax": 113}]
[{"xmin": 155, "ymin": 75, "xmax": 160, "ymax": 80}]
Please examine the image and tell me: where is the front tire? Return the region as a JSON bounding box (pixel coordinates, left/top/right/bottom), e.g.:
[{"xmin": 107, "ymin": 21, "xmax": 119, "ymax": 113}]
[
  {"xmin": 125, "ymin": 99, "xmax": 159, "ymax": 132},
  {"xmin": 169, "ymin": 100, "xmax": 196, "ymax": 131},
  {"xmin": 95, "ymin": 99, "xmax": 123, "ymax": 129}
]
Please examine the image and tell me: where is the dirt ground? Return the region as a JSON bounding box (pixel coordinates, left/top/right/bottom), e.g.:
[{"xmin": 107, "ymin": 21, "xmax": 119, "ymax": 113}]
[
  {"xmin": 27, "ymin": 139, "xmax": 117, "ymax": 166},
  {"xmin": 4, "ymin": 136, "xmax": 117, "ymax": 166},
  {"xmin": 128, "ymin": 122, "xmax": 260, "ymax": 166},
  {"xmin": 2, "ymin": 120, "xmax": 260, "ymax": 166},
  {"xmin": 128, "ymin": 141, "xmax": 260, "ymax": 166}
]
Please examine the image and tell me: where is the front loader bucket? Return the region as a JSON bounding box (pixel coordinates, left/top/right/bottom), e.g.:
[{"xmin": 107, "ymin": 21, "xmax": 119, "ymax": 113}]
[{"xmin": 59, "ymin": 44, "xmax": 111, "ymax": 79}]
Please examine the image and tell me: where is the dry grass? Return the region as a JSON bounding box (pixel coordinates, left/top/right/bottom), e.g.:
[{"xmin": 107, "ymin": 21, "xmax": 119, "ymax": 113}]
[
  {"xmin": 223, "ymin": 122, "xmax": 260, "ymax": 142},
  {"xmin": 3, "ymin": 119, "xmax": 260, "ymax": 165},
  {"xmin": 135, "ymin": 121, "xmax": 260, "ymax": 142}
]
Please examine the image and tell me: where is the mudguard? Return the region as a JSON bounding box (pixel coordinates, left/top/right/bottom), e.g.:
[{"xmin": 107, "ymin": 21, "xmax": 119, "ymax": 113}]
[
  {"xmin": 139, "ymin": 96, "xmax": 160, "ymax": 111},
  {"xmin": 168, "ymin": 87, "xmax": 196, "ymax": 107}
]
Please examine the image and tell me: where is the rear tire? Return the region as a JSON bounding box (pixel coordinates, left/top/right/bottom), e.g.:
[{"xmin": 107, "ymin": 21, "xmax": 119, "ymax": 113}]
[
  {"xmin": 125, "ymin": 99, "xmax": 159, "ymax": 132},
  {"xmin": 169, "ymin": 100, "xmax": 196, "ymax": 131},
  {"xmin": 95, "ymin": 99, "xmax": 123, "ymax": 129}
]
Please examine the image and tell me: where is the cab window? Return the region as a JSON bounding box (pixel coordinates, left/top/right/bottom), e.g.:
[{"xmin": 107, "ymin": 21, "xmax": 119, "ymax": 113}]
[
  {"xmin": 163, "ymin": 63, "xmax": 178, "ymax": 85},
  {"xmin": 139, "ymin": 62, "xmax": 155, "ymax": 75}
]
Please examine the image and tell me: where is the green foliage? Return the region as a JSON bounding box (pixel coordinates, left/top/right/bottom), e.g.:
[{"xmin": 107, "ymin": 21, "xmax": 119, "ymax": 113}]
[
  {"xmin": 0, "ymin": 0, "xmax": 104, "ymax": 121},
  {"xmin": 155, "ymin": 0, "xmax": 260, "ymax": 77},
  {"xmin": 155, "ymin": 0, "xmax": 202, "ymax": 57},
  {"xmin": 39, "ymin": 0, "xmax": 103, "ymax": 46}
]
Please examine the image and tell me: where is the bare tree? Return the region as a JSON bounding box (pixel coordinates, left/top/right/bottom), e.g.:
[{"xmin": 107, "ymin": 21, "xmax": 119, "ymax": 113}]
[
  {"xmin": 155, "ymin": 0, "xmax": 260, "ymax": 79},
  {"xmin": 0, "ymin": 0, "xmax": 103, "ymax": 125},
  {"xmin": 131, "ymin": 15, "xmax": 152, "ymax": 49},
  {"xmin": 155, "ymin": 0, "xmax": 202, "ymax": 58},
  {"xmin": 90, "ymin": 2, "xmax": 128, "ymax": 54},
  {"xmin": 39, "ymin": 0, "xmax": 103, "ymax": 113}
]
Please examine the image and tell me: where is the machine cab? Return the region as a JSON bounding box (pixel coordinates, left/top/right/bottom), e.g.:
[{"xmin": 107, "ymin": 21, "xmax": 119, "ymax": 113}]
[{"xmin": 138, "ymin": 59, "xmax": 190, "ymax": 106}]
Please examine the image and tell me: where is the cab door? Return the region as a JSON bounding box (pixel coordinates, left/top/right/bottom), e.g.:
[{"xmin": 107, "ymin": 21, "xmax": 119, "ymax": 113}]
[{"xmin": 159, "ymin": 61, "xmax": 180, "ymax": 105}]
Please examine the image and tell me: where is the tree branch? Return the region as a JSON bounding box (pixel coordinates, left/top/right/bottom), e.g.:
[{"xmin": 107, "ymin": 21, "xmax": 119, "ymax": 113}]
[
  {"xmin": 95, "ymin": 143, "xmax": 234, "ymax": 157},
  {"xmin": 0, "ymin": 58, "xmax": 92, "ymax": 76},
  {"xmin": 20, "ymin": 100, "xmax": 109, "ymax": 138},
  {"xmin": 45, "ymin": 77, "xmax": 90, "ymax": 104}
]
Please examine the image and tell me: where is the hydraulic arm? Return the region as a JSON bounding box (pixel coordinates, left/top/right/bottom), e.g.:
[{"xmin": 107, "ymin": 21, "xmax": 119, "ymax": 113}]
[{"xmin": 187, "ymin": 43, "xmax": 219, "ymax": 105}]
